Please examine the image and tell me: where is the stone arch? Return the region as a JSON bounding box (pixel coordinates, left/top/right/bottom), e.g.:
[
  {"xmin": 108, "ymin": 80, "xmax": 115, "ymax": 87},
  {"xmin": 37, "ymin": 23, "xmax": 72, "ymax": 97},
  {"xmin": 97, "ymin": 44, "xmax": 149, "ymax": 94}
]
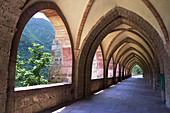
[
  {"xmin": 104, "ymin": 56, "xmax": 114, "ymax": 87},
  {"xmin": 76, "ymin": 6, "xmax": 167, "ymax": 98},
  {"xmin": 105, "ymin": 29, "xmax": 156, "ymax": 60},
  {"xmin": 90, "ymin": 45, "xmax": 105, "ymax": 93},
  {"xmin": 126, "ymin": 56, "xmax": 146, "ymax": 69},
  {"xmin": 9, "ymin": 1, "xmax": 74, "ymax": 85},
  {"xmin": 105, "ymin": 36, "xmax": 157, "ymax": 85},
  {"xmin": 125, "ymin": 55, "xmax": 153, "ymax": 81},
  {"xmin": 121, "ymin": 53, "xmax": 149, "ymax": 69},
  {"xmin": 122, "ymin": 53, "xmax": 151, "ymax": 80},
  {"xmin": 110, "ymin": 38, "xmax": 155, "ymax": 68},
  {"xmin": 125, "ymin": 54, "xmax": 149, "ymax": 71},
  {"xmin": 142, "ymin": 0, "xmax": 169, "ymax": 42},
  {"xmin": 75, "ymin": 0, "xmax": 169, "ymax": 50},
  {"xmin": 116, "ymin": 46, "xmax": 152, "ymax": 67},
  {"xmin": 128, "ymin": 61, "xmax": 146, "ymax": 77},
  {"xmin": 129, "ymin": 63, "xmax": 144, "ymax": 75},
  {"xmin": 7, "ymin": 1, "xmax": 75, "ymax": 112}
]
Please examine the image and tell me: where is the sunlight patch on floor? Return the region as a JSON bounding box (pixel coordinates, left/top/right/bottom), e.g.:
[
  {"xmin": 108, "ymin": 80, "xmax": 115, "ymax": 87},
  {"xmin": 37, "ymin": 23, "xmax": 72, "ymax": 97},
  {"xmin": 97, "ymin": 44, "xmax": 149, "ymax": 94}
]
[
  {"xmin": 110, "ymin": 85, "xmax": 115, "ymax": 88},
  {"xmin": 52, "ymin": 106, "xmax": 66, "ymax": 113},
  {"xmin": 94, "ymin": 90, "xmax": 104, "ymax": 95}
]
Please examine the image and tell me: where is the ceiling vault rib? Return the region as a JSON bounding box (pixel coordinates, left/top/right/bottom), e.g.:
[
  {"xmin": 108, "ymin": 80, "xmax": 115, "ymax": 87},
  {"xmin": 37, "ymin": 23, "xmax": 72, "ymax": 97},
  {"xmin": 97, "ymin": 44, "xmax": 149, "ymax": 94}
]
[
  {"xmin": 105, "ymin": 29, "xmax": 156, "ymax": 60},
  {"xmin": 105, "ymin": 29, "xmax": 131, "ymax": 57},
  {"xmin": 76, "ymin": 0, "xmax": 95, "ymax": 49},
  {"xmin": 142, "ymin": 0, "xmax": 169, "ymax": 42}
]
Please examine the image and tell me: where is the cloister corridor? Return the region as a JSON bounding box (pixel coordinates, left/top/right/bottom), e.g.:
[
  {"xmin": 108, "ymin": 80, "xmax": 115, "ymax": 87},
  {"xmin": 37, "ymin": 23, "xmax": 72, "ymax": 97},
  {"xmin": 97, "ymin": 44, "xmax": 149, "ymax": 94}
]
[
  {"xmin": 1, "ymin": 0, "xmax": 170, "ymax": 113},
  {"xmin": 40, "ymin": 75, "xmax": 170, "ymax": 113}
]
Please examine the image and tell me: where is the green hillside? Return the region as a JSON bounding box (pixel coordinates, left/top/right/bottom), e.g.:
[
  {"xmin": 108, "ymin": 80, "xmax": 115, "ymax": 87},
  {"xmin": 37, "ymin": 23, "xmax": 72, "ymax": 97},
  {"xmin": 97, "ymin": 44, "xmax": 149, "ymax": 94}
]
[{"xmin": 17, "ymin": 17, "xmax": 54, "ymax": 79}]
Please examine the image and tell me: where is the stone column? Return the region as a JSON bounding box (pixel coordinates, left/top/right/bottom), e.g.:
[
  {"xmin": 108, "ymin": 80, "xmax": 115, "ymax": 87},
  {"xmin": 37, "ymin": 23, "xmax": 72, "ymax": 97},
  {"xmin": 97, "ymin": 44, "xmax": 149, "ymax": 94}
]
[
  {"xmin": 153, "ymin": 77, "xmax": 156, "ymax": 91},
  {"xmin": 149, "ymin": 71, "xmax": 153, "ymax": 86},
  {"xmin": 118, "ymin": 65, "xmax": 122, "ymax": 82},
  {"xmin": 160, "ymin": 74, "xmax": 166, "ymax": 103},
  {"xmin": 125, "ymin": 68, "xmax": 127, "ymax": 79},
  {"xmin": 122, "ymin": 66, "xmax": 125, "ymax": 80},
  {"xmin": 74, "ymin": 49, "xmax": 84, "ymax": 100},
  {"xmin": 104, "ymin": 60, "xmax": 108, "ymax": 88},
  {"xmin": 113, "ymin": 63, "xmax": 117, "ymax": 84},
  {"xmin": 153, "ymin": 69, "xmax": 160, "ymax": 91}
]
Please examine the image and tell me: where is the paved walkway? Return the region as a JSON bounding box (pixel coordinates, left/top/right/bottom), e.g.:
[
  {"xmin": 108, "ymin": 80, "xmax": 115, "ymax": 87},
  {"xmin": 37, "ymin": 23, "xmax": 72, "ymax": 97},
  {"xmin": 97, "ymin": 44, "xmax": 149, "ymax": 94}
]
[{"xmin": 43, "ymin": 76, "xmax": 170, "ymax": 113}]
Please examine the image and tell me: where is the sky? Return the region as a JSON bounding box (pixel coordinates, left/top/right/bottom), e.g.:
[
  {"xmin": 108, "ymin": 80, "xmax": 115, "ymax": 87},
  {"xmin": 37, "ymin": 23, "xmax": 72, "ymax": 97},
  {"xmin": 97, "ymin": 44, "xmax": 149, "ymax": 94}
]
[{"xmin": 33, "ymin": 12, "xmax": 50, "ymax": 22}]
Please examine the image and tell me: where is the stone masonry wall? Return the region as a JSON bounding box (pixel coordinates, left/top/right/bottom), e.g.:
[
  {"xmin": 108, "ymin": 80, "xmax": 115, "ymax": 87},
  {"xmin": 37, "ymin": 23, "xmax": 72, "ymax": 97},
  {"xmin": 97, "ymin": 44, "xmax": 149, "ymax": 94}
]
[
  {"xmin": 164, "ymin": 42, "xmax": 170, "ymax": 108},
  {"xmin": 46, "ymin": 10, "xmax": 73, "ymax": 83},
  {"xmin": 91, "ymin": 79, "xmax": 104, "ymax": 93},
  {"xmin": 0, "ymin": 0, "xmax": 26, "ymax": 112},
  {"xmin": 49, "ymin": 32, "xmax": 62, "ymax": 83},
  {"xmin": 0, "ymin": 1, "xmax": 75, "ymax": 112},
  {"xmin": 107, "ymin": 79, "xmax": 114, "ymax": 86},
  {"xmin": 14, "ymin": 85, "xmax": 73, "ymax": 113}
]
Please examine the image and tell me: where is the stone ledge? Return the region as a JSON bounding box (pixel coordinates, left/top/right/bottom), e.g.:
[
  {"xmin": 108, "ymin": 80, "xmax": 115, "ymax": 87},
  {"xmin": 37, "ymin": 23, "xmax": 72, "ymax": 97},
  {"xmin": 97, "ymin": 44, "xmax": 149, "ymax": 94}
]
[
  {"xmin": 14, "ymin": 82, "xmax": 72, "ymax": 96},
  {"xmin": 91, "ymin": 78, "xmax": 104, "ymax": 81},
  {"xmin": 15, "ymin": 82, "xmax": 71, "ymax": 91}
]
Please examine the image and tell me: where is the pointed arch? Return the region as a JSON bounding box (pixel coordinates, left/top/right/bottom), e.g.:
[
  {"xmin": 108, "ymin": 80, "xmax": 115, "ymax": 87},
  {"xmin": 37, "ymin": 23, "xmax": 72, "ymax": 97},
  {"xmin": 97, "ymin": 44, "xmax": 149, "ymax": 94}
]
[{"xmin": 76, "ymin": 6, "xmax": 166, "ymax": 98}]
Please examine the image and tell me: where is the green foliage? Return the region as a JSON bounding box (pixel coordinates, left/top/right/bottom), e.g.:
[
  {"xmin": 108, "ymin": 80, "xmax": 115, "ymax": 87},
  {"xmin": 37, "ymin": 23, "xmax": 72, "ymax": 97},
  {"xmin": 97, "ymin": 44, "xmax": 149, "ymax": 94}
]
[
  {"xmin": 15, "ymin": 43, "xmax": 53, "ymax": 87},
  {"xmin": 17, "ymin": 17, "xmax": 54, "ymax": 79},
  {"xmin": 132, "ymin": 65, "xmax": 143, "ymax": 75}
]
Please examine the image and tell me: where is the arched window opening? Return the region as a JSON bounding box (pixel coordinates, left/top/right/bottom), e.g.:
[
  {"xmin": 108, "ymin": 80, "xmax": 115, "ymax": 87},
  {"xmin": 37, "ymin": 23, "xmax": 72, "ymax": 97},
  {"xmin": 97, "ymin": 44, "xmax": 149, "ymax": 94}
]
[
  {"xmin": 116, "ymin": 63, "xmax": 119, "ymax": 77},
  {"xmin": 91, "ymin": 46, "xmax": 104, "ymax": 79},
  {"xmin": 131, "ymin": 65, "xmax": 143, "ymax": 76},
  {"xmin": 108, "ymin": 58, "xmax": 113, "ymax": 78},
  {"xmin": 15, "ymin": 9, "xmax": 72, "ymax": 88}
]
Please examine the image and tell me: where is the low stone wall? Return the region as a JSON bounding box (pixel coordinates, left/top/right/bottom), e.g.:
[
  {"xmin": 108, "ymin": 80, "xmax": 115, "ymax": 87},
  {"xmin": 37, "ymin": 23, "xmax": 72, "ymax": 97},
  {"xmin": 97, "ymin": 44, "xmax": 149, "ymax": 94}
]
[
  {"xmin": 107, "ymin": 78, "xmax": 113, "ymax": 86},
  {"xmin": 91, "ymin": 79, "xmax": 104, "ymax": 93},
  {"xmin": 115, "ymin": 77, "xmax": 119, "ymax": 83},
  {"xmin": 14, "ymin": 84, "xmax": 74, "ymax": 113}
]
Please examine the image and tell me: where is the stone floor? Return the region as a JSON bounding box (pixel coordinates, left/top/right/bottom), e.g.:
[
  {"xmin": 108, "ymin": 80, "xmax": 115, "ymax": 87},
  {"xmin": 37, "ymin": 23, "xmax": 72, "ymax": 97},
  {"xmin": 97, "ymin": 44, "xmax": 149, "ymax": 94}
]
[{"xmin": 41, "ymin": 76, "xmax": 170, "ymax": 113}]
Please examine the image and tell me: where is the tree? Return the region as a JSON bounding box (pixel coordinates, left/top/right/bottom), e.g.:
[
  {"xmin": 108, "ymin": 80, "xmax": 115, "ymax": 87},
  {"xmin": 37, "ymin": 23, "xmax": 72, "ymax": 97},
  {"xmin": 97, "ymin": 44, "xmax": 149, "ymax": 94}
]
[
  {"xmin": 15, "ymin": 43, "xmax": 53, "ymax": 87},
  {"xmin": 132, "ymin": 65, "xmax": 143, "ymax": 75}
]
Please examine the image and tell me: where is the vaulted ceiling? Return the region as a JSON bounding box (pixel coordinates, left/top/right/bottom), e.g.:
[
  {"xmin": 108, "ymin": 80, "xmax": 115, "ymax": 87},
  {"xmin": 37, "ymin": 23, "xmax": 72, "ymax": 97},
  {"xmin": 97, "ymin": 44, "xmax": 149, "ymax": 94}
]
[{"xmin": 25, "ymin": 0, "xmax": 170, "ymax": 72}]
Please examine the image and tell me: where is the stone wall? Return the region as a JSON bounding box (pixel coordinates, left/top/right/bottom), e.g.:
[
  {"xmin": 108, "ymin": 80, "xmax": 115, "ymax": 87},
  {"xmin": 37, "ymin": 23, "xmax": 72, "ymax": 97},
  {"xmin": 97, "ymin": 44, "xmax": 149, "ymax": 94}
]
[
  {"xmin": 107, "ymin": 78, "xmax": 114, "ymax": 86},
  {"xmin": 91, "ymin": 79, "xmax": 104, "ymax": 93},
  {"xmin": 14, "ymin": 85, "xmax": 73, "ymax": 113},
  {"xmin": 0, "ymin": 1, "xmax": 75, "ymax": 112},
  {"xmin": 164, "ymin": 45, "xmax": 170, "ymax": 108},
  {"xmin": 61, "ymin": 47, "xmax": 72, "ymax": 82},
  {"xmin": 49, "ymin": 32, "xmax": 62, "ymax": 83},
  {"xmin": 0, "ymin": 0, "xmax": 26, "ymax": 112},
  {"xmin": 45, "ymin": 10, "xmax": 73, "ymax": 83}
]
